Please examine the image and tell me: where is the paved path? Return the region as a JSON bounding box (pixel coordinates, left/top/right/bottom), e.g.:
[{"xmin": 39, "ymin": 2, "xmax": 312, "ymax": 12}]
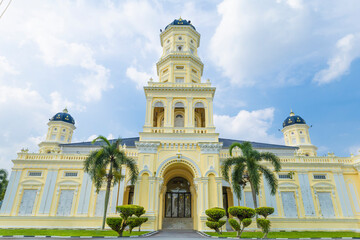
[{"xmin": 150, "ymin": 229, "xmax": 205, "ymax": 238}]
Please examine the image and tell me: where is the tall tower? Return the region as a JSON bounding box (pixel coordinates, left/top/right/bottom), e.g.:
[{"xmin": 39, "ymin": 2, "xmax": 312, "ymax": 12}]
[
  {"xmin": 140, "ymin": 18, "xmax": 217, "ymax": 140},
  {"xmin": 281, "ymin": 111, "xmax": 317, "ymax": 156},
  {"xmin": 39, "ymin": 108, "xmax": 76, "ymax": 153}
]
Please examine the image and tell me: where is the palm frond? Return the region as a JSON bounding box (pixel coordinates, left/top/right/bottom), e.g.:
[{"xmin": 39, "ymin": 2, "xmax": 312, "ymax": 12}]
[
  {"xmin": 258, "ymin": 165, "xmax": 278, "ymax": 195},
  {"xmin": 91, "ymin": 135, "xmax": 111, "ymax": 147},
  {"xmin": 260, "ymin": 152, "xmax": 281, "ymax": 171},
  {"xmin": 221, "ymin": 157, "xmax": 245, "ymax": 181},
  {"xmin": 229, "ymin": 142, "xmax": 243, "ymax": 156}
]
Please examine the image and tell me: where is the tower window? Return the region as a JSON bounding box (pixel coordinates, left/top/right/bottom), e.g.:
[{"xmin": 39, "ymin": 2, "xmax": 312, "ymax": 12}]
[
  {"xmin": 51, "ymin": 134, "xmax": 56, "ymax": 140},
  {"xmin": 178, "ymin": 36, "xmax": 182, "ymax": 40},
  {"xmin": 62, "ymin": 129, "xmax": 66, "ymax": 132},
  {"xmin": 177, "ymin": 45, "xmax": 183, "ymax": 51},
  {"xmin": 300, "ymin": 131, "xmax": 303, "ymax": 134},
  {"xmin": 60, "ymin": 135, "xmax": 65, "ymax": 141},
  {"xmin": 190, "ymin": 39, "xmax": 194, "ymax": 44},
  {"xmin": 175, "ymin": 77, "xmax": 184, "ymax": 83},
  {"xmin": 54, "ymin": 128, "xmax": 57, "ymax": 131},
  {"xmin": 176, "ymin": 66, "xmax": 184, "ymax": 70}
]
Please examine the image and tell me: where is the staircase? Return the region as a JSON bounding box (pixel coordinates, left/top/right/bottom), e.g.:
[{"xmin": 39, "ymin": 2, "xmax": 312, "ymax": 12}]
[{"xmin": 162, "ymin": 218, "xmax": 193, "ymax": 230}]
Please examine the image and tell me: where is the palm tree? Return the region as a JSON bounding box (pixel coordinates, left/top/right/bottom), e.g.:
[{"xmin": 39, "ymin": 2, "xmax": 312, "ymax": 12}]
[
  {"xmin": 84, "ymin": 136, "xmax": 139, "ymax": 230},
  {"xmin": 0, "ymin": 169, "xmax": 8, "ymax": 202},
  {"xmin": 222, "ymin": 142, "xmax": 281, "ymax": 211}
]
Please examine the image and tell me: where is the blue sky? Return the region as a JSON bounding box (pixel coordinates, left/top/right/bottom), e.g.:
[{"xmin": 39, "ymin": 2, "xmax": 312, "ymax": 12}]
[{"xmin": 1, "ymin": 0, "xmax": 360, "ymax": 171}]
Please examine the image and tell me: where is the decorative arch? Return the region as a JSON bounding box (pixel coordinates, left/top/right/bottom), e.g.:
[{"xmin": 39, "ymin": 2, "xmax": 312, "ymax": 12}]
[
  {"xmin": 20, "ymin": 179, "xmax": 43, "ymax": 186},
  {"xmin": 153, "ymin": 100, "xmax": 165, "ymax": 108},
  {"xmin": 278, "ymin": 182, "xmax": 299, "ymax": 190},
  {"xmin": 57, "ymin": 180, "xmax": 80, "ymax": 186},
  {"xmin": 156, "ymin": 155, "xmax": 201, "ymax": 178},
  {"xmin": 312, "ymin": 182, "xmax": 335, "ymax": 190},
  {"xmin": 139, "ymin": 165, "xmax": 153, "ymax": 177},
  {"xmin": 205, "ymin": 166, "xmax": 219, "ymax": 177},
  {"xmin": 193, "ymin": 100, "xmax": 206, "ymax": 108},
  {"xmin": 173, "ymin": 100, "xmax": 186, "ymax": 108}
]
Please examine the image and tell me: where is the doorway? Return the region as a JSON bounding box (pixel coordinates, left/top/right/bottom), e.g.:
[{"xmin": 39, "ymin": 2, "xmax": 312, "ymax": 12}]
[{"xmin": 165, "ymin": 177, "xmax": 191, "ymax": 218}]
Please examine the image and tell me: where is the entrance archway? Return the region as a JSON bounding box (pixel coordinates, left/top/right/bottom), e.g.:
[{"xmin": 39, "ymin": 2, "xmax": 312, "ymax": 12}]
[
  {"xmin": 158, "ymin": 162, "xmax": 197, "ymax": 230},
  {"xmin": 165, "ymin": 177, "xmax": 191, "ymax": 218}
]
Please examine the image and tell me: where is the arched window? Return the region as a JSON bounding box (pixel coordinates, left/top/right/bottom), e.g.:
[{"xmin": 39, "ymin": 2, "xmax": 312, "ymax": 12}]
[
  {"xmin": 174, "ymin": 114, "xmax": 184, "ymax": 127},
  {"xmin": 194, "ymin": 102, "xmax": 205, "ymax": 128},
  {"xmin": 153, "ymin": 101, "xmax": 165, "ymax": 127},
  {"xmin": 174, "ymin": 102, "xmax": 184, "ymax": 108}
]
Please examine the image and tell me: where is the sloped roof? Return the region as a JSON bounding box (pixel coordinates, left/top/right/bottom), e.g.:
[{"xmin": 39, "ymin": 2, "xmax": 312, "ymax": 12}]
[{"xmin": 61, "ymin": 137, "xmax": 296, "ymax": 150}]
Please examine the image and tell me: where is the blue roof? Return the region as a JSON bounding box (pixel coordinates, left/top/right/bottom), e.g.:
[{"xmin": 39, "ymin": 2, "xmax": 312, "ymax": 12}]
[
  {"xmin": 283, "ymin": 112, "xmax": 306, "ymax": 128},
  {"xmin": 165, "ymin": 18, "xmax": 196, "ymax": 30},
  {"xmin": 61, "ymin": 137, "xmax": 296, "ymax": 150},
  {"xmin": 50, "ymin": 109, "xmax": 75, "ymax": 125}
]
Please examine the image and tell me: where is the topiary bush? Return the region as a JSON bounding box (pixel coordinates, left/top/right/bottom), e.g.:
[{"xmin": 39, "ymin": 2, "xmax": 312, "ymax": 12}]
[
  {"xmin": 133, "ymin": 206, "xmax": 148, "ymax": 231},
  {"xmin": 255, "ymin": 207, "xmax": 274, "ymax": 239},
  {"xmin": 228, "ymin": 206, "xmax": 255, "ymax": 238},
  {"xmin": 255, "ymin": 207, "xmax": 274, "ymax": 219},
  {"xmin": 205, "ymin": 207, "xmax": 226, "ymax": 234},
  {"xmin": 107, "ymin": 204, "xmax": 146, "ymax": 237},
  {"xmin": 106, "ymin": 217, "xmax": 123, "ymax": 235},
  {"xmin": 257, "ymin": 219, "xmax": 271, "ymax": 239}
]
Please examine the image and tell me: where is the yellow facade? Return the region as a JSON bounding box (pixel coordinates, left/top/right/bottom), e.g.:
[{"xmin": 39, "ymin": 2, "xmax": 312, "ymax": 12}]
[{"xmin": 1, "ymin": 18, "xmax": 360, "ymax": 232}]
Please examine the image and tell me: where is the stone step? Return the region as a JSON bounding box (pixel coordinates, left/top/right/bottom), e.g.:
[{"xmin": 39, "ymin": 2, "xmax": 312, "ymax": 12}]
[{"xmin": 162, "ymin": 217, "xmax": 193, "ymax": 230}]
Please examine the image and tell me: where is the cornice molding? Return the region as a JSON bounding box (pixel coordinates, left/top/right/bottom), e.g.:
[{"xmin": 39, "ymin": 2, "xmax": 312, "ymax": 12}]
[
  {"xmin": 135, "ymin": 141, "xmax": 160, "ymax": 153},
  {"xmin": 198, "ymin": 142, "xmax": 223, "ymax": 154}
]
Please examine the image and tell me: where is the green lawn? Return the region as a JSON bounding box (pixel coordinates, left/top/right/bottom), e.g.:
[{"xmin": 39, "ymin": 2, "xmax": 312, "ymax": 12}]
[
  {"xmin": 206, "ymin": 231, "xmax": 360, "ymax": 238},
  {"xmin": 0, "ymin": 229, "xmax": 149, "ymax": 237}
]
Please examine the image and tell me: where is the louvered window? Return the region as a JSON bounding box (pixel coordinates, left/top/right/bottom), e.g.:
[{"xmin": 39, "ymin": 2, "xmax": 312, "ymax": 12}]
[
  {"xmin": 65, "ymin": 172, "xmax": 78, "ymax": 177},
  {"xmin": 29, "ymin": 171, "xmax": 42, "ymax": 177},
  {"xmin": 278, "ymin": 174, "xmax": 291, "ymax": 179},
  {"xmin": 314, "ymin": 174, "xmax": 326, "ymax": 180}
]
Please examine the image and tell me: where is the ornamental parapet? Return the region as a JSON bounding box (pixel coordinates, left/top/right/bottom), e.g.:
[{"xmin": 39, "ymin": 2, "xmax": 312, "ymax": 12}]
[
  {"xmin": 147, "ymin": 82, "xmax": 211, "ymax": 88},
  {"xmin": 135, "ymin": 141, "xmax": 160, "ymax": 153},
  {"xmin": 198, "ymin": 142, "xmax": 223, "ymax": 154}
]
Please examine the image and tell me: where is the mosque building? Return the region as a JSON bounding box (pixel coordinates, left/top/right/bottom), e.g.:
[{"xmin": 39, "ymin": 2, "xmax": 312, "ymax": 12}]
[{"xmin": 1, "ymin": 18, "xmax": 360, "ymax": 231}]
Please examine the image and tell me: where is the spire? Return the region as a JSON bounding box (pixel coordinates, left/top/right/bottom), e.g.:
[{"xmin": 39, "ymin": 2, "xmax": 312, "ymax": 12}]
[
  {"xmin": 63, "ymin": 107, "xmax": 68, "ymax": 113},
  {"xmin": 290, "ymin": 110, "xmax": 295, "ymax": 116}
]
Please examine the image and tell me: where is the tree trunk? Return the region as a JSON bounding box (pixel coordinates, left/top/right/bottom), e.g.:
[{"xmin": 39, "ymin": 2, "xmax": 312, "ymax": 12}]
[
  {"xmin": 249, "ymin": 182, "xmax": 259, "ymax": 227},
  {"xmin": 102, "ymin": 162, "xmax": 113, "ymax": 230}
]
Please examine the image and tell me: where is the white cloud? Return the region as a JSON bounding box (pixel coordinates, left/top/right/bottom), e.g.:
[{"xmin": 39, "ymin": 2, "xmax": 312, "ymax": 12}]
[
  {"xmin": 313, "ymin": 34, "xmax": 360, "ymax": 84},
  {"xmin": 126, "ymin": 66, "xmax": 155, "ymax": 90},
  {"xmin": 348, "ymin": 145, "xmax": 360, "ymax": 156},
  {"xmin": 0, "ymin": 56, "xmax": 18, "ymax": 78},
  {"xmin": 214, "ymin": 107, "xmax": 283, "ymax": 144},
  {"xmin": 210, "ymin": 0, "xmax": 360, "ymax": 87}
]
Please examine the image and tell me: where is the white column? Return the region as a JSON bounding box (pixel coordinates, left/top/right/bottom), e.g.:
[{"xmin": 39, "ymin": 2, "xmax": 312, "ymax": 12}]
[
  {"xmin": 144, "ymin": 97, "xmax": 153, "ymax": 127},
  {"xmin": 165, "ymin": 97, "xmax": 173, "ymax": 127},
  {"xmin": 187, "ymin": 97, "xmax": 193, "ymax": 128},
  {"xmin": 207, "ymin": 98, "xmax": 214, "ymax": 127}
]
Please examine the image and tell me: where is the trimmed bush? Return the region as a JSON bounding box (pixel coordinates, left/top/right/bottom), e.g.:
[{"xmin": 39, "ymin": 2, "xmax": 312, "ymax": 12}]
[
  {"xmin": 106, "ymin": 217, "xmax": 123, "ymax": 235},
  {"xmin": 205, "ymin": 207, "xmax": 226, "ymax": 234},
  {"xmin": 257, "ymin": 219, "xmax": 271, "ymax": 239},
  {"xmin": 255, "ymin": 207, "xmax": 274, "ymax": 219},
  {"xmin": 228, "ymin": 207, "xmax": 255, "ymax": 238},
  {"xmin": 255, "ymin": 207, "xmax": 274, "ymax": 239},
  {"xmin": 109, "ymin": 204, "xmax": 146, "ymax": 237}
]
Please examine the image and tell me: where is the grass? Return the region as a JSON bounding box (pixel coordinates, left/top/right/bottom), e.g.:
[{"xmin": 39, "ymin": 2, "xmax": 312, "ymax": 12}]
[
  {"xmin": 206, "ymin": 231, "xmax": 360, "ymax": 238},
  {"xmin": 0, "ymin": 229, "xmax": 149, "ymax": 237}
]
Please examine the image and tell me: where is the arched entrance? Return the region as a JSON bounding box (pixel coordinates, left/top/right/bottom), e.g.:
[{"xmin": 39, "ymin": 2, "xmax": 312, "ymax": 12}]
[
  {"xmin": 158, "ymin": 162, "xmax": 197, "ymax": 230},
  {"xmin": 165, "ymin": 177, "xmax": 191, "ymax": 218}
]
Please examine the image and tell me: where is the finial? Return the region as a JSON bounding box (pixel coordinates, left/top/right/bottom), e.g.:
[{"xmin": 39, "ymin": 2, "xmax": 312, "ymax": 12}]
[
  {"xmin": 149, "ymin": 77, "xmax": 153, "ymax": 82},
  {"xmin": 63, "ymin": 107, "xmax": 68, "ymax": 113},
  {"xmin": 290, "ymin": 109, "xmax": 294, "ymax": 116},
  {"xmin": 179, "ymin": 16, "xmax": 182, "ymax": 21}
]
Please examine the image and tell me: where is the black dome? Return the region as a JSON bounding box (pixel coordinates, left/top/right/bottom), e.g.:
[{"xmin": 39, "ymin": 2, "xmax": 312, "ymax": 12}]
[
  {"xmin": 283, "ymin": 111, "xmax": 306, "ymax": 128},
  {"xmin": 50, "ymin": 108, "xmax": 75, "ymax": 125},
  {"xmin": 165, "ymin": 17, "xmax": 196, "ymax": 30}
]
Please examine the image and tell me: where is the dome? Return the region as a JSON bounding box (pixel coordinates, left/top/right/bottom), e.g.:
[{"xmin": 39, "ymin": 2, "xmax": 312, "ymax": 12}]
[
  {"xmin": 50, "ymin": 108, "xmax": 75, "ymax": 125},
  {"xmin": 165, "ymin": 17, "xmax": 196, "ymax": 30},
  {"xmin": 283, "ymin": 111, "xmax": 306, "ymax": 128}
]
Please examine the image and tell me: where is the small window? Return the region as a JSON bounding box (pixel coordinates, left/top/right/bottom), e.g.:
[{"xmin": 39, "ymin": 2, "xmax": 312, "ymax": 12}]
[
  {"xmin": 62, "ymin": 128, "xmax": 66, "ymax": 132},
  {"xmin": 177, "ymin": 45, "xmax": 183, "ymax": 51},
  {"xmin": 29, "ymin": 171, "xmax": 42, "ymax": 177},
  {"xmin": 54, "ymin": 128, "xmax": 57, "ymax": 131},
  {"xmin": 190, "ymin": 39, "xmax": 194, "ymax": 44},
  {"xmin": 300, "ymin": 131, "xmax": 303, "ymax": 134},
  {"xmin": 292, "ymin": 138, "xmax": 296, "ymax": 144},
  {"xmin": 51, "ymin": 134, "xmax": 56, "ymax": 140},
  {"xmin": 314, "ymin": 174, "xmax": 326, "ymax": 180},
  {"xmin": 278, "ymin": 174, "xmax": 291, "ymax": 179},
  {"xmin": 291, "ymin": 132, "xmax": 294, "ymax": 135},
  {"xmin": 60, "ymin": 135, "xmax": 65, "ymax": 141},
  {"xmin": 175, "ymin": 77, "xmax": 184, "ymax": 83},
  {"xmin": 178, "ymin": 36, "xmax": 182, "ymax": 40},
  {"xmin": 176, "ymin": 66, "xmax": 184, "ymax": 70},
  {"xmin": 65, "ymin": 172, "xmax": 78, "ymax": 177}
]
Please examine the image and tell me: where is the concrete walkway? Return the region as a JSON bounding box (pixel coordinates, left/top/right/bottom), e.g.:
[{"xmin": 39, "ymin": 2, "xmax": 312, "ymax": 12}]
[{"xmin": 151, "ymin": 229, "xmax": 205, "ymax": 238}]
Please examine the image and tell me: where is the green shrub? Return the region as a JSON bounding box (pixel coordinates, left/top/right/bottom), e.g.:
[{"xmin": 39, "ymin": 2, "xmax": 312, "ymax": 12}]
[
  {"xmin": 205, "ymin": 207, "xmax": 226, "ymax": 234},
  {"xmin": 228, "ymin": 206, "xmax": 255, "ymax": 220},
  {"xmin": 205, "ymin": 207, "xmax": 226, "ymax": 221},
  {"xmin": 257, "ymin": 219, "xmax": 271, "ymax": 239},
  {"xmin": 255, "ymin": 207, "xmax": 274, "ymax": 219},
  {"xmin": 106, "ymin": 217, "xmax": 123, "ymax": 235},
  {"xmin": 227, "ymin": 207, "xmax": 255, "ymax": 238},
  {"xmin": 255, "ymin": 206, "xmax": 274, "ymax": 239},
  {"xmin": 112, "ymin": 205, "xmax": 147, "ymax": 236},
  {"xmin": 228, "ymin": 218, "xmax": 240, "ymax": 231}
]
